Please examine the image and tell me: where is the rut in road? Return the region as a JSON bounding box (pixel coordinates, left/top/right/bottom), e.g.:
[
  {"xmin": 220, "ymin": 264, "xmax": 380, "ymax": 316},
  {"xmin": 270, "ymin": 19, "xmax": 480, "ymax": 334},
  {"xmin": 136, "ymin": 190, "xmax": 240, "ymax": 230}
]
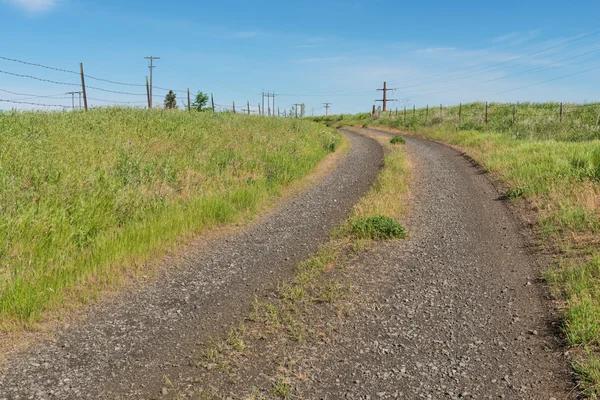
[
  {"xmin": 0, "ymin": 130, "xmax": 383, "ymax": 399},
  {"xmin": 291, "ymin": 130, "xmax": 574, "ymax": 399}
]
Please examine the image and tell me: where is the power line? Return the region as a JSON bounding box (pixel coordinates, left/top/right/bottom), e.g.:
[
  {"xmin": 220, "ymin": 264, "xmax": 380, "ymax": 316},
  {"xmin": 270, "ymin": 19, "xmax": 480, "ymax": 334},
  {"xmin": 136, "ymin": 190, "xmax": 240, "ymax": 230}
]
[{"xmin": 406, "ymin": 47, "xmax": 600, "ymax": 101}]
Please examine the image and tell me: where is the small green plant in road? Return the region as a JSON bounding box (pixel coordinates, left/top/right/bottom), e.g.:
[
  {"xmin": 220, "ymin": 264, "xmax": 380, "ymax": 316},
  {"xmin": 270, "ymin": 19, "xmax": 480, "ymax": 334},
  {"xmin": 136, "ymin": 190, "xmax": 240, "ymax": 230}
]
[
  {"xmin": 349, "ymin": 216, "xmax": 406, "ymax": 239},
  {"xmin": 390, "ymin": 135, "xmax": 405, "ymax": 144},
  {"xmin": 270, "ymin": 377, "xmax": 292, "ymax": 399}
]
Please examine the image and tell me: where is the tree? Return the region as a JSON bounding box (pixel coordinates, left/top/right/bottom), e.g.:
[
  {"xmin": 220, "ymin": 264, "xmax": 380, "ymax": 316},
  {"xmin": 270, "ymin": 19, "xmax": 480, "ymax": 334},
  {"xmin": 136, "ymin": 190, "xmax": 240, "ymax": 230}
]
[
  {"xmin": 164, "ymin": 90, "xmax": 177, "ymax": 109},
  {"xmin": 191, "ymin": 91, "xmax": 209, "ymax": 112}
]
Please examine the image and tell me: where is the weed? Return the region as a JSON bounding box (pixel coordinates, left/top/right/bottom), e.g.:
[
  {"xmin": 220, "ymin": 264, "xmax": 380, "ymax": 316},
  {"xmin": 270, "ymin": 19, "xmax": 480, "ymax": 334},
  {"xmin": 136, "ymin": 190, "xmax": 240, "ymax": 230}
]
[
  {"xmin": 349, "ymin": 216, "xmax": 406, "ymax": 240},
  {"xmin": 390, "ymin": 135, "xmax": 405, "ymax": 145},
  {"xmin": 270, "ymin": 377, "xmax": 292, "ymax": 399}
]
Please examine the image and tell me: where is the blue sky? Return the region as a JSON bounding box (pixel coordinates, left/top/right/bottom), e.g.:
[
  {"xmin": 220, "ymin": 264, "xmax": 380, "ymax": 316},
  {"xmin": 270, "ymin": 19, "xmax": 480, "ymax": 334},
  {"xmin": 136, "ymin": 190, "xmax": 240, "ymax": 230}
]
[{"xmin": 1, "ymin": 0, "xmax": 599, "ymax": 114}]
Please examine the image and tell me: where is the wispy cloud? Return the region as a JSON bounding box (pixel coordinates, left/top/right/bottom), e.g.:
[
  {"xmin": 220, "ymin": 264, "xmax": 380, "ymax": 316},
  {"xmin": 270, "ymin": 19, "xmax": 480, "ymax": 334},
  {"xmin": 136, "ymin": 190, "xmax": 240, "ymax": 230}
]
[
  {"xmin": 6, "ymin": 0, "xmax": 56, "ymax": 13},
  {"xmin": 225, "ymin": 31, "xmax": 259, "ymax": 39},
  {"xmin": 294, "ymin": 56, "xmax": 347, "ymax": 64},
  {"xmin": 291, "ymin": 44, "xmax": 322, "ymax": 49},
  {"xmin": 492, "ymin": 29, "xmax": 541, "ymax": 45},
  {"xmin": 412, "ymin": 47, "xmax": 456, "ymax": 53}
]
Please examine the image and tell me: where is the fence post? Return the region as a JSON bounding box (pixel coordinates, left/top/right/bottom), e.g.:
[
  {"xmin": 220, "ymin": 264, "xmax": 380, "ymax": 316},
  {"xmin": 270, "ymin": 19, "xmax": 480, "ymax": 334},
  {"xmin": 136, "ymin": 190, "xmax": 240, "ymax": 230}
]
[
  {"xmin": 485, "ymin": 101, "xmax": 488, "ymax": 124},
  {"xmin": 247, "ymin": 101, "xmax": 250, "ymax": 115},
  {"xmin": 187, "ymin": 88, "xmax": 191, "ymax": 113},
  {"xmin": 413, "ymin": 105, "xmax": 415, "ymax": 117},
  {"xmin": 233, "ymin": 101, "xmax": 236, "ymax": 114},
  {"xmin": 258, "ymin": 103, "xmax": 261, "ymax": 116},
  {"xmin": 512, "ymin": 104, "xmax": 515, "ymax": 124},
  {"xmin": 211, "ymin": 93, "xmax": 215, "ymax": 112},
  {"xmin": 79, "ymin": 62, "xmax": 88, "ymax": 111},
  {"xmin": 372, "ymin": 104, "xmax": 376, "ymax": 116},
  {"xmin": 426, "ymin": 105, "xmax": 429, "ymax": 123},
  {"xmin": 404, "ymin": 106, "xmax": 406, "ymax": 124},
  {"xmin": 146, "ymin": 76, "xmax": 150, "ymax": 110},
  {"xmin": 560, "ymin": 102, "xmax": 563, "ymax": 122},
  {"xmin": 440, "ymin": 104, "xmax": 442, "ymax": 118},
  {"xmin": 458, "ymin": 103, "xmax": 462, "ymax": 125}
]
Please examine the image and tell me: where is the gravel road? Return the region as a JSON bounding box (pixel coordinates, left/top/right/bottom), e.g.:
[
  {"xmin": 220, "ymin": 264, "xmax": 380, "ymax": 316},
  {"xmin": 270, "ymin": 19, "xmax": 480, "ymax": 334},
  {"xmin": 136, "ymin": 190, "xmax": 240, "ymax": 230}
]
[
  {"xmin": 0, "ymin": 130, "xmax": 383, "ymax": 399},
  {"xmin": 293, "ymin": 130, "xmax": 573, "ymax": 399}
]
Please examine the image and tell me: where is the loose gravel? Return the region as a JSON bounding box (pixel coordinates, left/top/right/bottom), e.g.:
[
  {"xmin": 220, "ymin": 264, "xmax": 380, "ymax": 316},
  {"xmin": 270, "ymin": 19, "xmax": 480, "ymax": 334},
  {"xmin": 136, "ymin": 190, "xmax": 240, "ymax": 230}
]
[
  {"xmin": 292, "ymin": 130, "xmax": 573, "ymax": 399},
  {"xmin": 0, "ymin": 130, "xmax": 383, "ymax": 400}
]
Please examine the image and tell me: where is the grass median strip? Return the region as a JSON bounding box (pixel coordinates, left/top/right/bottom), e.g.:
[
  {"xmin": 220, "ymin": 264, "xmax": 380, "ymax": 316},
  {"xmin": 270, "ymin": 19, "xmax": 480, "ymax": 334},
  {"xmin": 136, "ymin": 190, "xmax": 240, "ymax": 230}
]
[
  {"xmin": 0, "ymin": 108, "xmax": 340, "ymax": 331},
  {"xmin": 162, "ymin": 130, "xmax": 410, "ymax": 399},
  {"xmin": 326, "ymin": 103, "xmax": 600, "ymax": 397}
]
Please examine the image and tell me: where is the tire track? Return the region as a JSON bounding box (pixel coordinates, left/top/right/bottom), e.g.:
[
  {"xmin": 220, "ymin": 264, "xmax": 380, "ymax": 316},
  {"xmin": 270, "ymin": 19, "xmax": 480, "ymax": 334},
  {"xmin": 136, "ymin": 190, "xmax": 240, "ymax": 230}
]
[{"xmin": 0, "ymin": 130, "xmax": 383, "ymax": 399}]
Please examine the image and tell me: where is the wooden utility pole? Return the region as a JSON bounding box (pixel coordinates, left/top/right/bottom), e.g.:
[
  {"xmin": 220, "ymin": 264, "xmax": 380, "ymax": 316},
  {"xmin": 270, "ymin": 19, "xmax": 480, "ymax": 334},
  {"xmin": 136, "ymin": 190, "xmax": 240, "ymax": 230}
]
[
  {"xmin": 187, "ymin": 88, "xmax": 191, "ymax": 113},
  {"xmin": 293, "ymin": 103, "xmax": 303, "ymax": 118},
  {"xmin": 262, "ymin": 92, "xmax": 265, "ymax": 116},
  {"xmin": 426, "ymin": 105, "xmax": 429, "ymax": 122},
  {"xmin": 323, "ymin": 102, "xmax": 331, "ymax": 116},
  {"xmin": 233, "ymin": 101, "xmax": 236, "ymax": 113},
  {"xmin": 404, "ymin": 106, "xmax": 406, "ymax": 123},
  {"xmin": 247, "ymin": 101, "xmax": 250, "ymax": 115},
  {"xmin": 440, "ymin": 104, "xmax": 442, "ymax": 118},
  {"xmin": 258, "ymin": 103, "xmax": 261, "ymax": 116},
  {"xmin": 413, "ymin": 105, "xmax": 415, "ymax": 116},
  {"xmin": 512, "ymin": 104, "xmax": 516, "ymax": 124},
  {"xmin": 211, "ymin": 93, "xmax": 215, "ymax": 112},
  {"xmin": 372, "ymin": 105, "xmax": 376, "ymax": 115},
  {"xmin": 278, "ymin": 107, "xmax": 280, "ymax": 117},
  {"xmin": 145, "ymin": 76, "xmax": 150, "ymax": 109},
  {"xmin": 79, "ymin": 63, "xmax": 88, "ymax": 111},
  {"xmin": 66, "ymin": 91, "xmax": 81, "ymax": 110},
  {"xmin": 144, "ymin": 56, "xmax": 160, "ymax": 109},
  {"xmin": 459, "ymin": 103, "xmax": 462, "ymax": 125},
  {"xmin": 376, "ymin": 81, "xmax": 397, "ymax": 112}
]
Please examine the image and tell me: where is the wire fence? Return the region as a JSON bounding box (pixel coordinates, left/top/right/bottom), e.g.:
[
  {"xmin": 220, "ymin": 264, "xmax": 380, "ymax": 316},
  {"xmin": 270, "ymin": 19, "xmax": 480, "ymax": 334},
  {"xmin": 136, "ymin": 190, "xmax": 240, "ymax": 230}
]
[{"xmin": 0, "ymin": 56, "xmax": 281, "ymax": 114}]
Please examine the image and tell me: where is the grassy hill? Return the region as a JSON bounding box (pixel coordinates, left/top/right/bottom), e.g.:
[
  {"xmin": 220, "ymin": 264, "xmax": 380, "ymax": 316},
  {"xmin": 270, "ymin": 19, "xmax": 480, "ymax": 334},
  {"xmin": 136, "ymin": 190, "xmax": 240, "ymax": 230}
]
[{"xmin": 0, "ymin": 108, "xmax": 340, "ymax": 330}]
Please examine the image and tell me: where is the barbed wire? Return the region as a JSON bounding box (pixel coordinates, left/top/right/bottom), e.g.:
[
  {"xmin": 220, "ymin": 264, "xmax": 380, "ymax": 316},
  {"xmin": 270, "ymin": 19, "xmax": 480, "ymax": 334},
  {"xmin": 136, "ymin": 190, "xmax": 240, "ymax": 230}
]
[
  {"xmin": 0, "ymin": 70, "xmax": 80, "ymax": 86},
  {"xmin": 0, "ymin": 99, "xmax": 72, "ymax": 108}
]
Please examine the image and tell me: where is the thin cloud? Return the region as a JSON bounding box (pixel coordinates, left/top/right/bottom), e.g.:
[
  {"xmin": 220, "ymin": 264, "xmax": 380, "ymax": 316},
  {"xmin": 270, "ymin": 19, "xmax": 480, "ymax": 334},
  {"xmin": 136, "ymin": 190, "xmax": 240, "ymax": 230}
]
[
  {"xmin": 492, "ymin": 29, "xmax": 541, "ymax": 45},
  {"xmin": 412, "ymin": 47, "xmax": 456, "ymax": 53},
  {"xmin": 6, "ymin": 0, "xmax": 56, "ymax": 12},
  {"xmin": 294, "ymin": 56, "xmax": 347, "ymax": 64}
]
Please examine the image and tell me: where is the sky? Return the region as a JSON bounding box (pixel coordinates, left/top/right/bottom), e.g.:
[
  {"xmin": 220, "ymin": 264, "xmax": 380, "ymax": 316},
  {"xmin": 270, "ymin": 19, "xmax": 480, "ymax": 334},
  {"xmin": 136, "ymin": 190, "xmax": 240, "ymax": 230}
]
[{"xmin": 1, "ymin": 0, "xmax": 600, "ymax": 114}]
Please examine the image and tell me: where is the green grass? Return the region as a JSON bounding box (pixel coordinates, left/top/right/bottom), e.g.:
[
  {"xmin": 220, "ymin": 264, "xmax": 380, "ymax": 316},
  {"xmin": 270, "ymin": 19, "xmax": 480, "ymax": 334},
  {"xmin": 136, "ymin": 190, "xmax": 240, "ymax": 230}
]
[
  {"xmin": 348, "ymin": 216, "xmax": 406, "ymax": 239},
  {"xmin": 331, "ymin": 101, "xmax": 600, "ymax": 397},
  {"xmin": 390, "ymin": 135, "xmax": 405, "ymax": 145},
  {"xmin": 0, "ymin": 107, "xmax": 340, "ymax": 330}
]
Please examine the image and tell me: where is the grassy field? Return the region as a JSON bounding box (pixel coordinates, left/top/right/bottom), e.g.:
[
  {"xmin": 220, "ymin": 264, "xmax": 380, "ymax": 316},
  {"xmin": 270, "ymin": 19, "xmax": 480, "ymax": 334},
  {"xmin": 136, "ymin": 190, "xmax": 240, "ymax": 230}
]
[
  {"xmin": 319, "ymin": 102, "xmax": 600, "ymax": 397},
  {"xmin": 0, "ymin": 108, "xmax": 340, "ymax": 331}
]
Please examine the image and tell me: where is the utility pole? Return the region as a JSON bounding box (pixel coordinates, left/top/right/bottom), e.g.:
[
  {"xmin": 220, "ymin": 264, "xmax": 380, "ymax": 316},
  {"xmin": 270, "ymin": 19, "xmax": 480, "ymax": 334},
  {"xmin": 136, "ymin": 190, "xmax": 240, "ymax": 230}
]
[
  {"xmin": 144, "ymin": 56, "xmax": 160, "ymax": 109},
  {"xmin": 66, "ymin": 91, "xmax": 81, "ymax": 110},
  {"xmin": 376, "ymin": 81, "xmax": 397, "ymax": 112},
  {"xmin": 247, "ymin": 101, "xmax": 251, "ymax": 115},
  {"xmin": 79, "ymin": 63, "xmax": 88, "ymax": 111},
  {"xmin": 322, "ymin": 102, "xmax": 331, "ymax": 116},
  {"xmin": 262, "ymin": 91, "xmax": 265, "ymax": 116},
  {"xmin": 263, "ymin": 92, "xmax": 275, "ymax": 116},
  {"xmin": 293, "ymin": 103, "xmax": 303, "ymax": 118}
]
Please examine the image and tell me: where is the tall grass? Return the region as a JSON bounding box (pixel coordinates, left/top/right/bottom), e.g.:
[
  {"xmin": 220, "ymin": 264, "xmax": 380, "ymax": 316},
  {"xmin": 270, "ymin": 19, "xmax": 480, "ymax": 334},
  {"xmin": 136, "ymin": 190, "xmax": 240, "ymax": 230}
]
[{"xmin": 0, "ymin": 108, "xmax": 340, "ymax": 330}]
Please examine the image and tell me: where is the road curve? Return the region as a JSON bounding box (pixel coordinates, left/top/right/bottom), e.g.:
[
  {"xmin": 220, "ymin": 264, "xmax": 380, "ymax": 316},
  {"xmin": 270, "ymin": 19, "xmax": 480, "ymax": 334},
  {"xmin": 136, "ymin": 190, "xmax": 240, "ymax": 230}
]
[
  {"xmin": 295, "ymin": 129, "xmax": 573, "ymax": 399},
  {"xmin": 0, "ymin": 130, "xmax": 384, "ymax": 399}
]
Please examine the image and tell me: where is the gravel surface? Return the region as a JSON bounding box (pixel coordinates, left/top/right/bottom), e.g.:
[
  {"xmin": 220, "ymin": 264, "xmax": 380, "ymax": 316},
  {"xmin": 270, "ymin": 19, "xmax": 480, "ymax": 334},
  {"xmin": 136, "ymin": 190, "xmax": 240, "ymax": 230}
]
[
  {"xmin": 0, "ymin": 130, "xmax": 383, "ymax": 400},
  {"xmin": 293, "ymin": 131, "xmax": 573, "ymax": 399}
]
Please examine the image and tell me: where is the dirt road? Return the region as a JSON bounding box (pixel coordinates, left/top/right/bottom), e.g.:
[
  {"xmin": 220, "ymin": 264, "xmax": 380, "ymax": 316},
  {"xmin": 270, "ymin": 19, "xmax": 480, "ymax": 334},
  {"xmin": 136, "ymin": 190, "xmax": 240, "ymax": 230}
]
[
  {"xmin": 292, "ymin": 129, "xmax": 573, "ymax": 399},
  {"xmin": 0, "ymin": 130, "xmax": 383, "ymax": 399},
  {"xmin": 0, "ymin": 128, "xmax": 574, "ymax": 399}
]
